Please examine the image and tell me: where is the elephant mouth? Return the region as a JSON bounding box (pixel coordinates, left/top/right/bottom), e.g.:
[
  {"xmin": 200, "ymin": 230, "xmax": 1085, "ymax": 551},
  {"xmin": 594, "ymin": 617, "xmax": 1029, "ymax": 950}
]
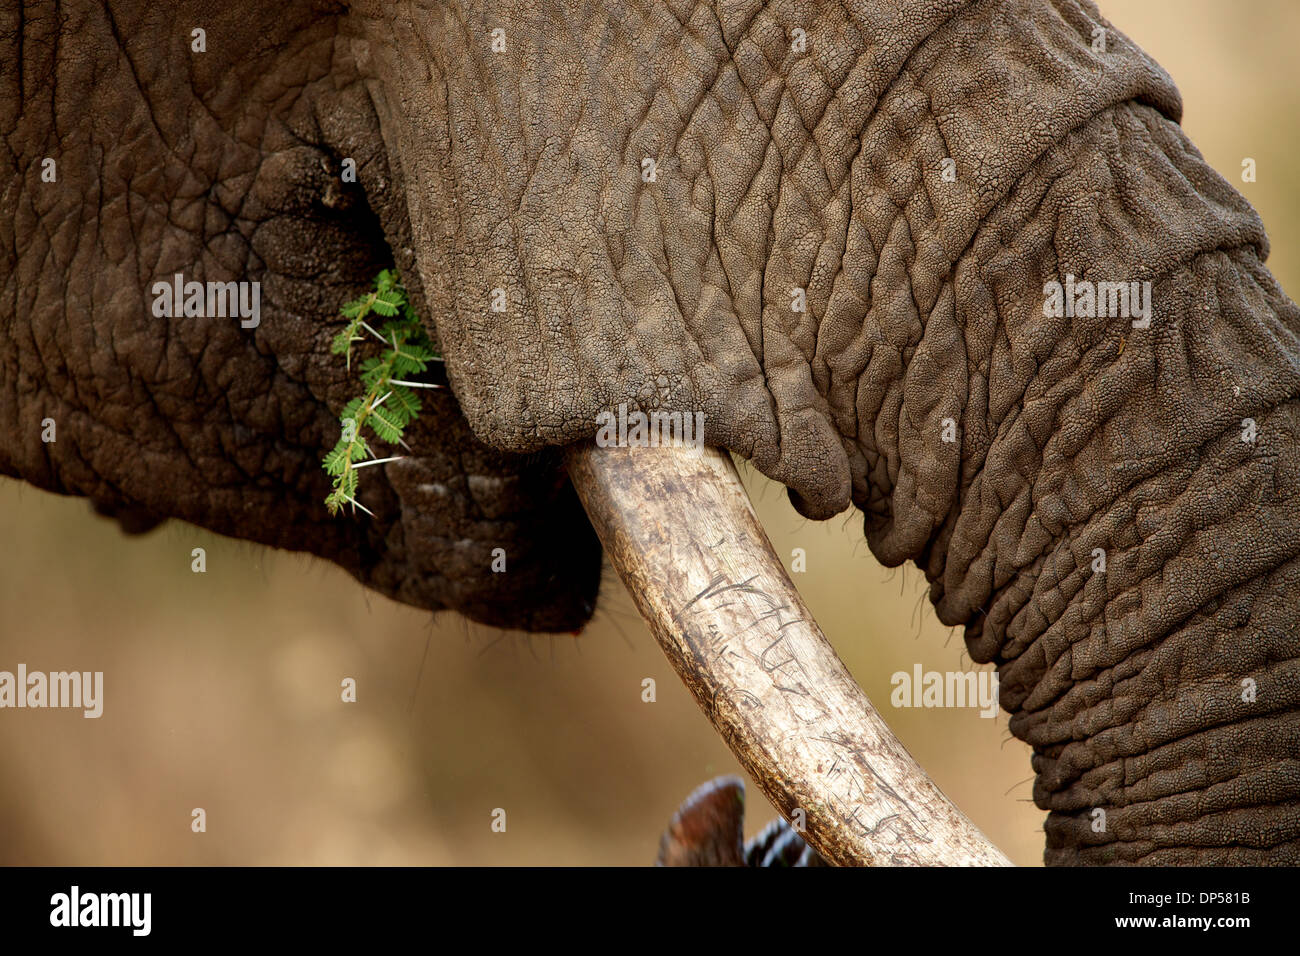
[
  {"xmin": 329, "ymin": 0, "xmax": 1032, "ymax": 862},
  {"xmin": 362, "ymin": 99, "xmax": 1008, "ymax": 865},
  {"xmin": 382, "ymin": 274, "xmax": 1005, "ymax": 860}
]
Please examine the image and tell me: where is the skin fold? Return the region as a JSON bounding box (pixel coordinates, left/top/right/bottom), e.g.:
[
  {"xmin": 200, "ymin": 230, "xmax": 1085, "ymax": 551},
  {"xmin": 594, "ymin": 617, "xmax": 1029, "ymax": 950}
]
[{"xmin": 2, "ymin": 0, "xmax": 1298, "ymax": 863}]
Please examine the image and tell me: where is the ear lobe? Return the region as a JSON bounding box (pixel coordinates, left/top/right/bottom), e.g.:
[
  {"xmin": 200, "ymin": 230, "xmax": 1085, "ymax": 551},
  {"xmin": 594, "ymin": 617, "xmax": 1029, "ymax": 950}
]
[
  {"xmin": 786, "ymin": 486, "xmax": 816, "ymax": 519},
  {"xmin": 91, "ymin": 499, "xmax": 164, "ymax": 536}
]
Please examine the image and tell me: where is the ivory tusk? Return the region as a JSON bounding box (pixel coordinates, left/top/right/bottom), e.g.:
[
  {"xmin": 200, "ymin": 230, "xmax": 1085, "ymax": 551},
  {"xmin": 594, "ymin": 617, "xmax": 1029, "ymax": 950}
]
[{"xmin": 564, "ymin": 442, "xmax": 1012, "ymax": 867}]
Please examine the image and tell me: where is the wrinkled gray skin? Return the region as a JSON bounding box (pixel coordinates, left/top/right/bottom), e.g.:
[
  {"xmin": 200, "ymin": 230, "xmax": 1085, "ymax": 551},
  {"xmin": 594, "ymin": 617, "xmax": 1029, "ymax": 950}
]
[{"xmin": 3, "ymin": 0, "xmax": 1299, "ymax": 864}]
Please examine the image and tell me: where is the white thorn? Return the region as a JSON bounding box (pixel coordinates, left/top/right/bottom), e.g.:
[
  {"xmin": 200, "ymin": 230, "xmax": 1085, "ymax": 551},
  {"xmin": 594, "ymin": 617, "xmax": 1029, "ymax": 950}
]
[
  {"xmin": 389, "ymin": 379, "xmax": 446, "ymax": 389},
  {"xmin": 345, "ymin": 495, "xmax": 375, "ymax": 517},
  {"xmin": 353, "ymin": 456, "xmax": 405, "ymax": 469}
]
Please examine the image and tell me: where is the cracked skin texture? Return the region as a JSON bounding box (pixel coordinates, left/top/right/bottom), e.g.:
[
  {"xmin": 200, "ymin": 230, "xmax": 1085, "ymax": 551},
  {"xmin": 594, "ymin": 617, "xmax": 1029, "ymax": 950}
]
[
  {"xmin": 0, "ymin": 2, "xmax": 601, "ymax": 631},
  {"xmin": 3, "ymin": 0, "xmax": 1299, "ymax": 862}
]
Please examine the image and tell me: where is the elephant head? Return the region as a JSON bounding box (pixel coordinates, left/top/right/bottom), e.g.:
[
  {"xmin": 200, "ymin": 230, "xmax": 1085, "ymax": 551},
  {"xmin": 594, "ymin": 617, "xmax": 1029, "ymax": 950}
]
[{"xmin": 3, "ymin": 0, "xmax": 1299, "ymax": 865}]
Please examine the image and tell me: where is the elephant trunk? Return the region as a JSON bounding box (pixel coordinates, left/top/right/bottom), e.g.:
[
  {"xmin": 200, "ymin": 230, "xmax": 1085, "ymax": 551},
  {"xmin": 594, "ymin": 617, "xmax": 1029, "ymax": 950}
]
[
  {"xmin": 353, "ymin": 0, "xmax": 1300, "ymax": 861},
  {"xmin": 984, "ymin": 311, "xmax": 1300, "ymax": 864},
  {"xmin": 914, "ymin": 163, "xmax": 1300, "ymax": 862},
  {"xmin": 1004, "ymin": 395, "xmax": 1300, "ymax": 863},
  {"xmin": 565, "ymin": 441, "xmax": 1010, "ymax": 865}
]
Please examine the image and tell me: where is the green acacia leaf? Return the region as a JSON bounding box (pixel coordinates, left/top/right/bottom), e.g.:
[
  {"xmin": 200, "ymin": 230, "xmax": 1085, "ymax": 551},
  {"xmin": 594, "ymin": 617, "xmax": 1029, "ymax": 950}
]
[
  {"xmin": 323, "ymin": 445, "xmax": 349, "ymax": 476},
  {"xmin": 386, "ymin": 385, "xmax": 421, "ymax": 421},
  {"xmin": 368, "ymin": 409, "xmax": 405, "ymax": 444},
  {"xmin": 331, "ymin": 324, "xmax": 361, "ymax": 356},
  {"xmin": 324, "ymin": 269, "xmax": 423, "ymax": 517},
  {"xmin": 358, "ymin": 358, "xmax": 388, "ymax": 391}
]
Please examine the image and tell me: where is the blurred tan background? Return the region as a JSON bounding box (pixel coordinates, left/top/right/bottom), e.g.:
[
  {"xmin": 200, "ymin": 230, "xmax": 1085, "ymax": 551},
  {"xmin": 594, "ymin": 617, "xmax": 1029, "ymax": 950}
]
[{"xmin": 2, "ymin": 0, "xmax": 1298, "ymax": 866}]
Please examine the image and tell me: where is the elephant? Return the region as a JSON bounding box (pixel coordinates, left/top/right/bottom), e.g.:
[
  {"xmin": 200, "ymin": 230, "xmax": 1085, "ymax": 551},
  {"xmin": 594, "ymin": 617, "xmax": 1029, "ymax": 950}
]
[{"xmin": 3, "ymin": 0, "xmax": 1299, "ymax": 865}]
